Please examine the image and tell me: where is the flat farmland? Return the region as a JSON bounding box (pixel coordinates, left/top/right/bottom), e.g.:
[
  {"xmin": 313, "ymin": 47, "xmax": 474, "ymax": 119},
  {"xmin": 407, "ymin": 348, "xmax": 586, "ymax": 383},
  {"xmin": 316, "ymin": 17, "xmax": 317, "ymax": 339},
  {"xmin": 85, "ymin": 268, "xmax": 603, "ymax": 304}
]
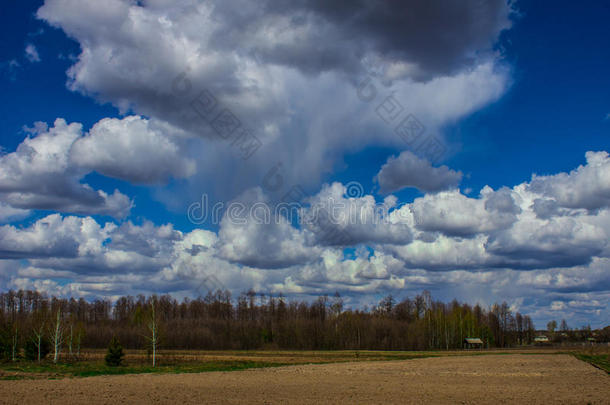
[{"xmin": 0, "ymin": 351, "xmax": 608, "ymax": 404}]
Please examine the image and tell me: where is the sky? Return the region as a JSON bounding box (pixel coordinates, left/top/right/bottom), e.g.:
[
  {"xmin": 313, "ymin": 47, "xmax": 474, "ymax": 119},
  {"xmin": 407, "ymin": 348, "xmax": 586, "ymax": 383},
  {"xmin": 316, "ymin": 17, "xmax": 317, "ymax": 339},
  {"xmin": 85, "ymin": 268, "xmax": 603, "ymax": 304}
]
[{"xmin": 0, "ymin": 0, "xmax": 608, "ymax": 328}]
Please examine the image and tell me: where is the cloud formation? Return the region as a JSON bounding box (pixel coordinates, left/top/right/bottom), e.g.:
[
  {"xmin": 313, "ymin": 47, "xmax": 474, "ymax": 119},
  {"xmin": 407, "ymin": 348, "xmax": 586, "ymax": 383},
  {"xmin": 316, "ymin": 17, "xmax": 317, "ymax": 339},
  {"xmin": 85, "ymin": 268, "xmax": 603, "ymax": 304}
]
[
  {"xmin": 36, "ymin": 0, "xmax": 513, "ymax": 200},
  {"xmin": 24, "ymin": 44, "xmax": 41, "ymax": 63},
  {"xmin": 0, "ymin": 119, "xmax": 131, "ymax": 218},
  {"xmin": 375, "ymin": 151, "xmax": 462, "ymax": 193},
  {"xmin": 0, "ymin": 0, "xmax": 603, "ymax": 329},
  {"xmin": 0, "ymin": 115, "xmax": 197, "ymax": 218},
  {"xmin": 4, "ymin": 152, "xmax": 607, "ymax": 311},
  {"xmin": 71, "ymin": 116, "xmax": 195, "ymax": 184},
  {"xmin": 528, "ymin": 151, "xmax": 610, "ymax": 210}
]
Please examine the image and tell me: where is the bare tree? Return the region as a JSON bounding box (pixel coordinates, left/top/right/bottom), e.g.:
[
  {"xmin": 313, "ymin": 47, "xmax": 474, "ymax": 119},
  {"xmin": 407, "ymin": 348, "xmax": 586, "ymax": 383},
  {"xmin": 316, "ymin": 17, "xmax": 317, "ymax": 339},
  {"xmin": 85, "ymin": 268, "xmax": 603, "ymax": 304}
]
[
  {"xmin": 143, "ymin": 298, "xmax": 159, "ymax": 367},
  {"xmin": 73, "ymin": 322, "xmax": 85, "ymax": 357},
  {"xmin": 29, "ymin": 309, "xmax": 47, "ymax": 363},
  {"xmin": 10, "ymin": 323, "xmax": 18, "ymax": 362},
  {"xmin": 547, "ymin": 320, "xmax": 557, "ymax": 336},
  {"xmin": 67, "ymin": 320, "xmax": 76, "ymax": 357},
  {"xmin": 49, "ymin": 309, "xmax": 64, "ymax": 364}
]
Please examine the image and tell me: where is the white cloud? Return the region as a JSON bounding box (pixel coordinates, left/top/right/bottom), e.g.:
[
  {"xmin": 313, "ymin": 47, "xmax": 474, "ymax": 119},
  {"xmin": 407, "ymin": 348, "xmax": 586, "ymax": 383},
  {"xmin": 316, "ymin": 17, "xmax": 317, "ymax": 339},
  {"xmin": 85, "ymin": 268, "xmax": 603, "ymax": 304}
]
[
  {"xmin": 303, "ymin": 182, "xmax": 412, "ymax": 246},
  {"xmin": 0, "ymin": 115, "xmax": 200, "ymax": 217},
  {"xmin": 25, "ymin": 44, "xmax": 41, "ymax": 63},
  {"xmin": 0, "ymin": 214, "xmax": 114, "ymax": 259},
  {"xmin": 6, "ymin": 150, "xmax": 600, "ymax": 287},
  {"xmin": 0, "ymin": 203, "xmax": 30, "ymax": 223},
  {"xmin": 551, "ymin": 301, "xmax": 567, "ymax": 311},
  {"xmin": 485, "ymin": 210, "xmax": 607, "ymax": 269},
  {"xmin": 527, "ymin": 151, "xmax": 610, "ymax": 210},
  {"xmin": 384, "ymin": 234, "xmax": 492, "ymax": 271},
  {"xmin": 410, "ymin": 187, "xmax": 520, "ymax": 237},
  {"xmin": 0, "ymin": 0, "xmax": 603, "ymax": 327},
  {"xmin": 2, "ymin": 161, "xmax": 609, "ymax": 325},
  {"xmin": 0, "ymin": 118, "xmax": 132, "ymax": 218},
  {"xmin": 36, "ymin": 0, "xmax": 512, "ymax": 202},
  {"xmin": 217, "ymin": 187, "xmax": 320, "ymax": 269},
  {"xmin": 71, "ymin": 116, "xmax": 196, "ymax": 184}
]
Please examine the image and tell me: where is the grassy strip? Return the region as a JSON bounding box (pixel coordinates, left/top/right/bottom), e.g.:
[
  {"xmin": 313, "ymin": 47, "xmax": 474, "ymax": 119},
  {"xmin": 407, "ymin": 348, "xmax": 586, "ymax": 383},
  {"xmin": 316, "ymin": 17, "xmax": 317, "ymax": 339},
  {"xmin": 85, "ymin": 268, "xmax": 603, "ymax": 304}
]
[
  {"xmin": 0, "ymin": 360, "xmax": 288, "ymax": 380},
  {"xmin": 0, "ymin": 352, "xmax": 453, "ymax": 380},
  {"xmin": 573, "ymin": 354, "xmax": 610, "ymax": 374},
  {"xmin": 0, "ymin": 349, "xmax": 583, "ymax": 380}
]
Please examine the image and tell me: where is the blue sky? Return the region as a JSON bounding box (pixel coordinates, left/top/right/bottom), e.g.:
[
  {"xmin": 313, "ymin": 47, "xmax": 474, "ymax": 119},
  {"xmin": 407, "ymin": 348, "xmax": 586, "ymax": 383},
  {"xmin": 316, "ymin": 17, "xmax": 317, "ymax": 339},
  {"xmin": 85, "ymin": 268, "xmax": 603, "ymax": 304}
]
[{"xmin": 0, "ymin": 0, "xmax": 608, "ymax": 328}]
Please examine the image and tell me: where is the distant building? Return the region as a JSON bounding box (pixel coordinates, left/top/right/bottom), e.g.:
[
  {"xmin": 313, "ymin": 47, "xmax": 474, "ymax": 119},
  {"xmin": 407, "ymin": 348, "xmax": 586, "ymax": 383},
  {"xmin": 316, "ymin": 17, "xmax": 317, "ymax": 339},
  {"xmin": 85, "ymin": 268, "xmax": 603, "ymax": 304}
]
[
  {"xmin": 534, "ymin": 335, "xmax": 550, "ymax": 345},
  {"xmin": 464, "ymin": 338, "xmax": 484, "ymax": 349}
]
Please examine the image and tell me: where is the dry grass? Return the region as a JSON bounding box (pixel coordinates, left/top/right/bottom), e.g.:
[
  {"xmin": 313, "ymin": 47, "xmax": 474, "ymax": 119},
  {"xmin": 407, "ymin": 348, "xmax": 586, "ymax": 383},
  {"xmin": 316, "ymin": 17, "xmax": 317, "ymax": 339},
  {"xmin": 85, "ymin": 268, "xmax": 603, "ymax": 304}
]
[{"xmin": 69, "ymin": 345, "xmax": 585, "ymax": 365}]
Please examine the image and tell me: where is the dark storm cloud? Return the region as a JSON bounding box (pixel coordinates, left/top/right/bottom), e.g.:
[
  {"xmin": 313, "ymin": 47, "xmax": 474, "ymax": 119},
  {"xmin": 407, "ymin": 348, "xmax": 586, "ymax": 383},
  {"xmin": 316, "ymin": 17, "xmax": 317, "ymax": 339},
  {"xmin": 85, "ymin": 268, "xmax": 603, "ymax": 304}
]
[
  {"xmin": 375, "ymin": 151, "xmax": 462, "ymax": 193},
  {"xmin": 213, "ymin": 0, "xmax": 514, "ymax": 78}
]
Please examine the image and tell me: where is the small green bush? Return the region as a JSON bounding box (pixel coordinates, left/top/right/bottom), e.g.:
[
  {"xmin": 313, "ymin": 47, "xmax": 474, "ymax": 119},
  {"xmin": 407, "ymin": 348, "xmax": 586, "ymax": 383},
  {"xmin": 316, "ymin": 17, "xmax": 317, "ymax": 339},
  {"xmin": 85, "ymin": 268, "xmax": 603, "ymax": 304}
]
[{"xmin": 105, "ymin": 336, "xmax": 125, "ymax": 367}]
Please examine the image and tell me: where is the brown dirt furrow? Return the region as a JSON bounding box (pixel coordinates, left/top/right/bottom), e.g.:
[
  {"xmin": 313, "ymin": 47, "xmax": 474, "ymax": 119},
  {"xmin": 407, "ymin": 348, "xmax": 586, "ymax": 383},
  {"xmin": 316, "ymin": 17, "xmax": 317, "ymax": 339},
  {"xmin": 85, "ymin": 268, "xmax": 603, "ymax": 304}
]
[{"xmin": 0, "ymin": 354, "xmax": 608, "ymax": 404}]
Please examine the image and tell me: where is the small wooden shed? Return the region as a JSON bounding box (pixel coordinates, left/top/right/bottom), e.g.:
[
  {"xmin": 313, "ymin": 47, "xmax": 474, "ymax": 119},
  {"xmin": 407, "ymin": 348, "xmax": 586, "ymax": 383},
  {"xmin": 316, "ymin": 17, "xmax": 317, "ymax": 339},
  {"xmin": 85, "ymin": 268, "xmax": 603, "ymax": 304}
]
[{"xmin": 464, "ymin": 337, "xmax": 484, "ymax": 349}]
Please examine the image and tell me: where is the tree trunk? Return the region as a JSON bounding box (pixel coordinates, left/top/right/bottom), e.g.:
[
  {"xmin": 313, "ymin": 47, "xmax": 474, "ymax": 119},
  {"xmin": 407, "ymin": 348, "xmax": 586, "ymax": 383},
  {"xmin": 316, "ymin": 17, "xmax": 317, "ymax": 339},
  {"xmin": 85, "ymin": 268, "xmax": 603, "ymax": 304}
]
[
  {"xmin": 68, "ymin": 324, "xmax": 73, "ymax": 356},
  {"xmin": 36, "ymin": 334, "xmax": 42, "ymax": 362},
  {"xmin": 11, "ymin": 328, "xmax": 17, "ymax": 362},
  {"xmin": 51, "ymin": 310, "xmax": 63, "ymax": 364}
]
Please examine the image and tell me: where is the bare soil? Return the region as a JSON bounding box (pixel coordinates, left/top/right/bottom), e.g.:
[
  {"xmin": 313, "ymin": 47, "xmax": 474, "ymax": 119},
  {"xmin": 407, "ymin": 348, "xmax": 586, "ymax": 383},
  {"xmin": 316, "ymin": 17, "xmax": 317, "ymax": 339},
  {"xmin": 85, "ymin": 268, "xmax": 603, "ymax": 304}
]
[{"xmin": 0, "ymin": 354, "xmax": 608, "ymax": 404}]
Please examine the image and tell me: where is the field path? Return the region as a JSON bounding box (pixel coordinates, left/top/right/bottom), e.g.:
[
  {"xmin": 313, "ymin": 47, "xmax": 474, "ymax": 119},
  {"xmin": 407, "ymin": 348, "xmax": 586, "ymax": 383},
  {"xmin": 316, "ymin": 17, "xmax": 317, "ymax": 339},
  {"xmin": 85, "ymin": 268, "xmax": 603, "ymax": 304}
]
[{"xmin": 1, "ymin": 354, "xmax": 608, "ymax": 404}]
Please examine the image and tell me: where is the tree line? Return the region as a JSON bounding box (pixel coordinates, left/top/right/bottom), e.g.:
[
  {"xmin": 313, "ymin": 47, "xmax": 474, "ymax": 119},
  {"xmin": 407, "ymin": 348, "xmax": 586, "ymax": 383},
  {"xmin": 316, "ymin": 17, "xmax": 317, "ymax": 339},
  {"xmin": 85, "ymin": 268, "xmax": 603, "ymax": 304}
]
[
  {"xmin": 543, "ymin": 319, "xmax": 608, "ymax": 343},
  {"xmin": 0, "ymin": 289, "xmax": 548, "ymax": 362}
]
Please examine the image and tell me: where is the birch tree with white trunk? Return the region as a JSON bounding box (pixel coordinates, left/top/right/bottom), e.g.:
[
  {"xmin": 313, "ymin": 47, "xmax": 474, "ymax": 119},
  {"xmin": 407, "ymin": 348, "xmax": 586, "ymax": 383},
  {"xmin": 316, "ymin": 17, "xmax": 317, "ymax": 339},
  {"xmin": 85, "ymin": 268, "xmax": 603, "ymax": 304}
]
[
  {"xmin": 10, "ymin": 324, "xmax": 18, "ymax": 362},
  {"xmin": 31, "ymin": 320, "xmax": 45, "ymax": 363},
  {"xmin": 49, "ymin": 309, "xmax": 64, "ymax": 364},
  {"xmin": 144, "ymin": 299, "xmax": 159, "ymax": 367}
]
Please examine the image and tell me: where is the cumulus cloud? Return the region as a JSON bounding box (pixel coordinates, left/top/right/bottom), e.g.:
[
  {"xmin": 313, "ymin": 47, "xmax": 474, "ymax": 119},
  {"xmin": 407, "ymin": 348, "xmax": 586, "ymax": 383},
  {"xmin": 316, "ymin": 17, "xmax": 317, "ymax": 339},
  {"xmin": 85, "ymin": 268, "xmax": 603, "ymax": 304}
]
[
  {"xmin": 379, "ymin": 151, "xmax": 610, "ymax": 271},
  {"xmin": 71, "ymin": 116, "xmax": 196, "ymax": 184},
  {"xmin": 383, "ymin": 234, "xmax": 492, "ymax": 271},
  {"xmin": 485, "ymin": 210, "xmax": 607, "ymax": 269},
  {"xmin": 0, "ymin": 115, "xmax": 199, "ymax": 217},
  {"xmin": 186, "ymin": 0, "xmax": 513, "ymax": 80},
  {"xmin": 9, "ymin": 150, "xmax": 600, "ymax": 286},
  {"xmin": 217, "ymin": 188, "xmax": 320, "ymax": 269},
  {"xmin": 527, "ymin": 151, "xmax": 610, "ymax": 210},
  {"xmin": 411, "ymin": 187, "xmax": 520, "ymax": 237},
  {"xmin": 0, "ymin": 214, "xmax": 114, "ymax": 259},
  {"xmin": 375, "ymin": 151, "xmax": 462, "ymax": 193},
  {"xmin": 2, "ymin": 149, "xmax": 609, "ymax": 327},
  {"xmin": 0, "ymin": 119, "xmax": 132, "ymax": 218},
  {"xmin": 38, "ymin": 0, "xmax": 513, "ymax": 80},
  {"xmin": 0, "ymin": 0, "xmax": 603, "ymax": 327},
  {"xmin": 303, "ymin": 182, "xmax": 412, "ymax": 246},
  {"xmin": 0, "ymin": 214, "xmax": 186, "ymax": 277},
  {"xmin": 36, "ymin": 0, "xmax": 513, "ymax": 201}
]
